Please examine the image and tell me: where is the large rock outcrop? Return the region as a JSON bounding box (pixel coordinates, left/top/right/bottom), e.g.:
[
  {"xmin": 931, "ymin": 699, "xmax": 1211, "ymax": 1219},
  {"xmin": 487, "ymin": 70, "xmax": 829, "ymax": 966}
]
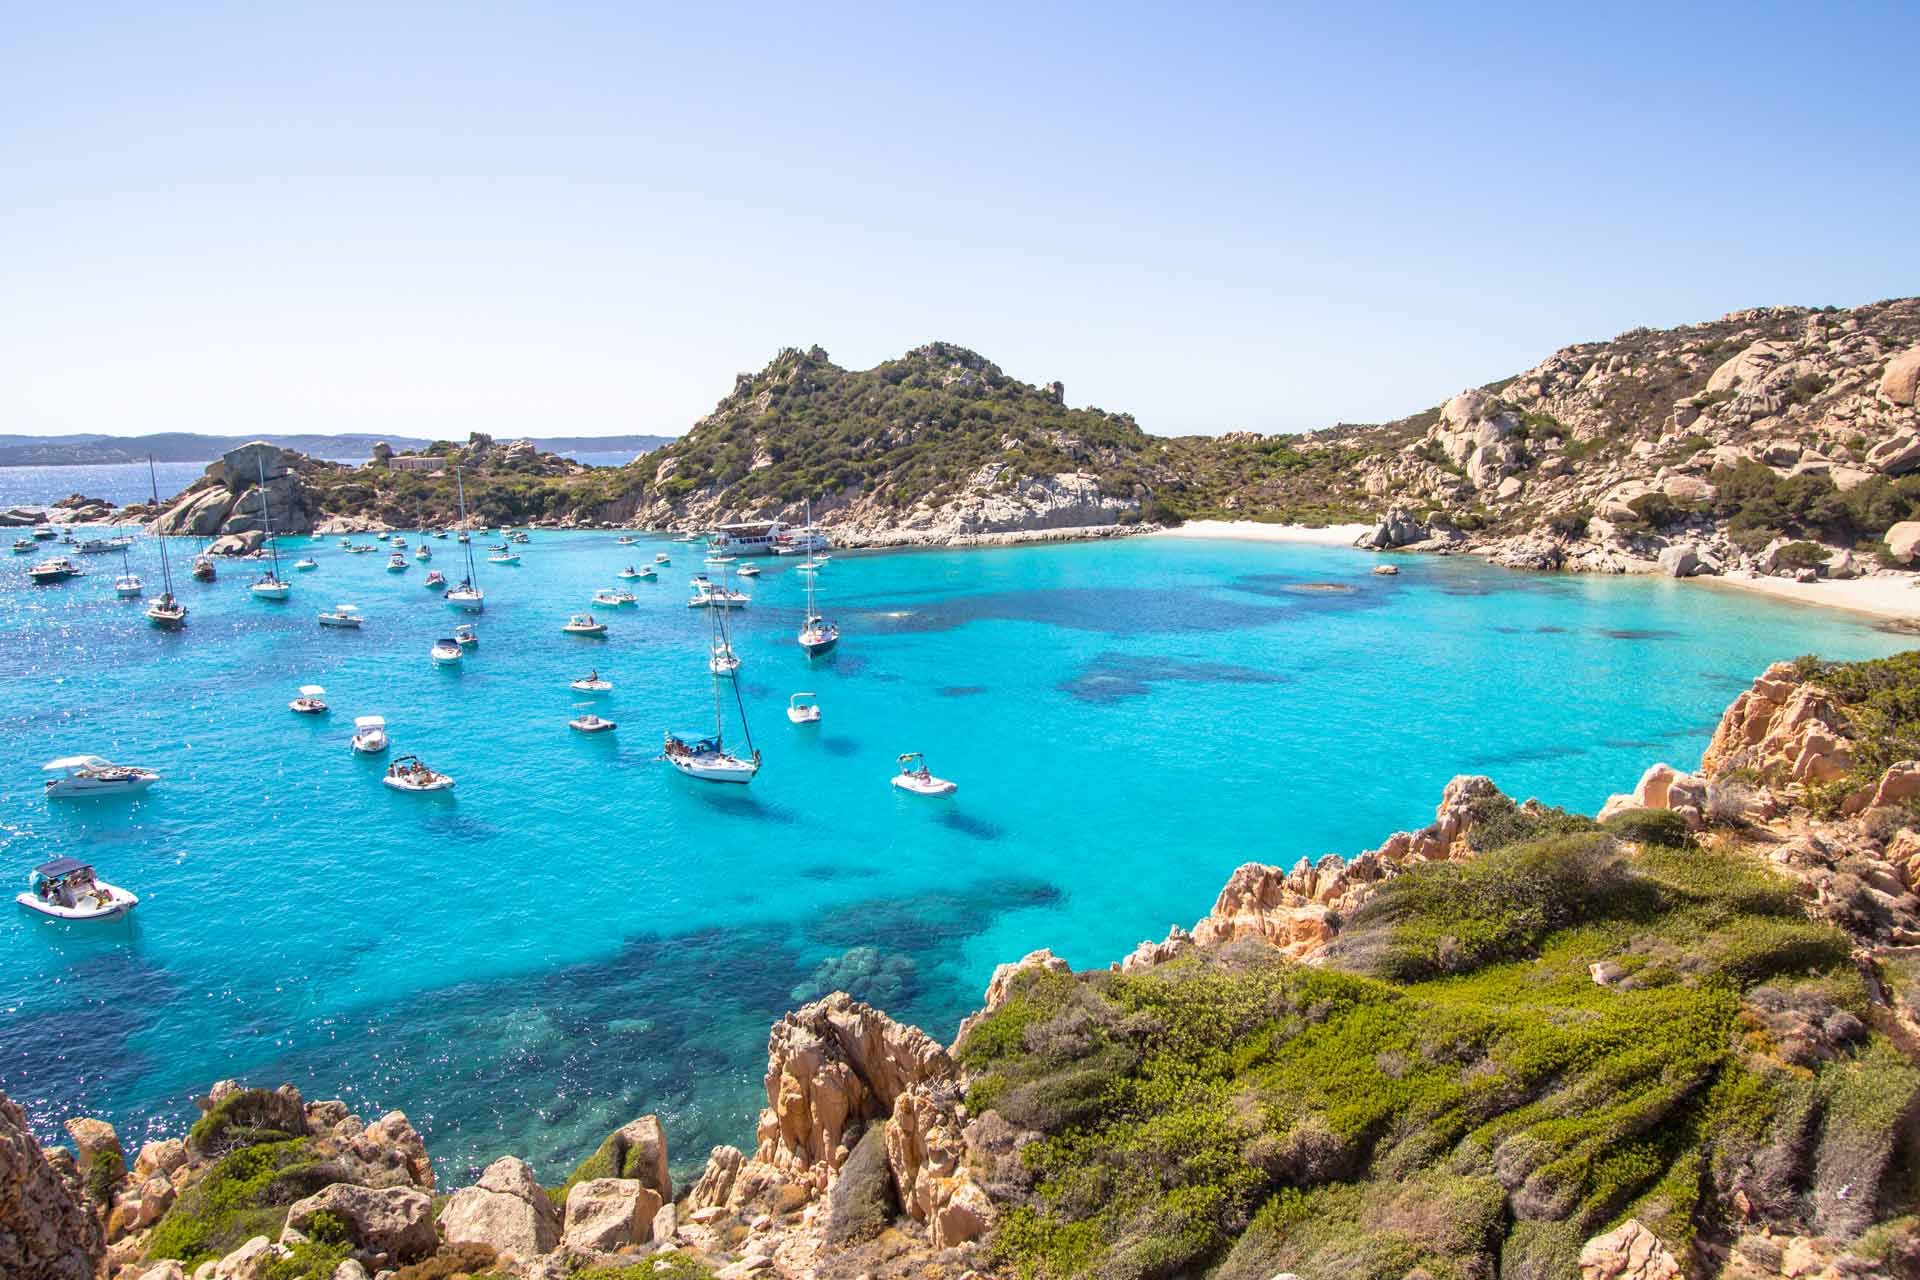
[
  {"xmin": 1, "ymin": 1092, "xmax": 105, "ymax": 1280},
  {"xmin": 1700, "ymin": 662, "xmax": 1854, "ymax": 784},
  {"xmin": 284, "ymin": 1183, "xmax": 436, "ymax": 1264},
  {"xmin": 149, "ymin": 443, "xmax": 322, "ymax": 540},
  {"xmin": 434, "ymin": 1156, "xmax": 561, "ymax": 1258}
]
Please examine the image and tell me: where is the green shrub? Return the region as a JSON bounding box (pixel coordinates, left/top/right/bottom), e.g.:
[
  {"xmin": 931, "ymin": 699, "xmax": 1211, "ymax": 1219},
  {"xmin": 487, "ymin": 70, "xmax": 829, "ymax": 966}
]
[
  {"xmin": 144, "ymin": 1139, "xmax": 327, "ymax": 1265},
  {"xmin": 393, "ymin": 1244, "xmax": 503, "ymax": 1280},
  {"xmin": 1775, "ymin": 541, "xmax": 1829, "ymax": 571},
  {"xmin": 1599, "ymin": 808, "xmax": 1695, "ymax": 849}
]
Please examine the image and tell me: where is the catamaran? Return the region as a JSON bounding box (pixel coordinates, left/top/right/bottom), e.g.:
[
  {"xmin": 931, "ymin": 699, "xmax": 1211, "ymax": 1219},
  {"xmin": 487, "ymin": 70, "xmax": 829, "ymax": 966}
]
[
  {"xmin": 144, "ymin": 460, "xmax": 188, "ymax": 629},
  {"xmin": 445, "ymin": 467, "xmax": 484, "ymax": 611},
  {"xmin": 249, "ymin": 456, "xmax": 292, "ymax": 600}
]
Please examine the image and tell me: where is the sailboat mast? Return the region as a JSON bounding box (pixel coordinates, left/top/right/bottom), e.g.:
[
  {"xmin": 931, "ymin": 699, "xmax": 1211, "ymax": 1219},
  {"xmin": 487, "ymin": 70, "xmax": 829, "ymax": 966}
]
[
  {"xmin": 149, "ymin": 458, "xmax": 174, "ymax": 596},
  {"xmin": 456, "ymin": 467, "xmax": 479, "ymax": 583},
  {"xmin": 257, "ymin": 455, "xmax": 280, "ymax": 577},
  {"xmin": 710, "ymin": 607, "xmax": 726, "ymax": 749}
]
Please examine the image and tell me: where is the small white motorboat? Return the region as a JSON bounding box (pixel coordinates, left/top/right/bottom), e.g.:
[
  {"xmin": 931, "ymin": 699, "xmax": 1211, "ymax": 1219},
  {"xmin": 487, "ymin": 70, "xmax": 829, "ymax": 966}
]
[
  {"xmin": 191, "ymin": 554, "xmax": 216, "ymax": 581},
  {"xmin": 12, "ymin": 537, "xmax": 35, "ymax": 554},
  {"xmin": 435, "ymin": 529, "xmax": 449, "ymax": 540},
  {"xmin": 289, "ymin": 684, "xmax": 329, "ymax": 714},
  {"xmin": 452, "ymin": 623, "xmax": 478, "ymax": 646},
  {"xmin": 891, "ymin": 753, "xmax": 957, "ymax": 796},
  {"xmin": 16, "ymin": 858, "xmax": 137, "ymax": 922},
  {"xmin": 617, "ymin": 535, "xmax": 639, "ymax": 545},
  {"xmin": 705, "ymin": 553, "xmax": 736, "ymax": 564},
  {"xmin": 737, "ymin": 564, "xmax": 761, "ymax": 578},
  {"xmin": 386, "ymin": 552, "xmax": 410, "ymax": 572},
  {"xmin": 318, "ymin": 603, "xmax": 364, "ymax": 628},
  {"xmin": 293, "ymin": 557, "xmax": 318, "ymax": 572},
  {"xmin": 608, "ymin": 589, "xmax": 637, "ymax": 606},
  {"xmin": 616, "ymin": 565, "xmax": 642, "ymax": 580},
  {"xmin": 43, "ymin": 755, "xmax": 159, "ymax": 799},
  {"xmin": 425, "ymin": 570, "xmax": 447, "ymax": 589},
  {"xmin": 457, "ymin": 531, "xmax": 470, "ymax": 543},
  {"xmin": 571, "ymin": 672, "xmax": 613, "ymax": 693},
  {"xmin": 787, "ymin": 693, "xmax": 820, "ymax": 724},
  {"xmin": 383, "ymin": 754, "xmax": 454, "ymax": 792},
  {"xmin": 563, "ymin": 613, "xmax": 608, "ymax": 636},
  {"xmin": 391, "ymin": 537, "xmax": 408, "ymax": 550},
  {"xmin": 591, "ymin": 588, "xmax": 623, "ymax": 607},
  {"xmin": 570, "ymin": 713, "xmax": 617, "ymax": 733},
  {"xmin": 114, "ymin": 572, "xmax": 143, "ymax": 597},
  {"xmin": 350, "ymin": 715, "xmax": 389, "ymax": 754},
  {"xmin": 488, "ymin": 550, "xmax": 520, "ymax": 566},
  {"xmin": 431, "ymin": 637, "xmax": 464, "ymax": 664},
  {"xmin": 339, "ymin": 536, "xmax": 353, "ymax": 548},
  {"xmin": 654, "ymin": 553, "xmax": 671, "ymax": 565},
  {"xmin": 32, "ymin": 525, "xmax": 56, "ymax": 540}
]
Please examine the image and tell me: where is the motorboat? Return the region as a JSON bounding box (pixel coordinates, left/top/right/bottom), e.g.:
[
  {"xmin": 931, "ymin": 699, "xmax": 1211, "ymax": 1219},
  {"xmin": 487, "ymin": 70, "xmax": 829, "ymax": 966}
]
[
  {"xmin": 425, "ymin": 570, "xmax": 447, "ymax": 589},
  {"xmin": 487, "ymin": 550, "xmax": 520, "ymax": 565},
  {"xmin": 391, "ymin": 537, "xmax": 408, "ymax": 551},
  {"xmin": 687, "ymin": 577, "xmax": 748, "ymax": 609},
  {"xmin": 289, "ymin": 684, "xmax": 329, "ymax": 714},
  {"xmin": 17, "ymin": 858, "xmax": 137, "ymax": 921},
  {"xmin": 737, "ymin": 563, "xmax": 761, "ymax": 578},
  {"xmin": 509, "ymin": 531, "xmax": 529, "ymax": 544},
  {"xmin": 617, "ymin": 535, "xmax": 639, "ymax": 545},
  {"xmin": 892, "ymin": 753, "xmax": 957, "ymax": 796},
  {"xmin": 435, "ymin": 529, "xmax": 449, "ymax": 540},
  {"xmin": 386, "ymin": 552, "xmax": 409, "ymax": 572},
  {"xmin": 191, "ymin": 554, "xmax": 217, "ymax": 581},
  {"xmin": 416, "ymin": 545, "xmax": 432, "ymax": 560},
  {"xmin": 43, "ymin": 755, "xmax": 159, "ymax": 799},
  {"xmin": 569, "ymin": 713, "xmax": 617, "ymax": 734},
  {"xmin": 32, "ymin": 525, "xmax": 56, "ymax": 540},
  {"xmin": 563, "ymin": 613, "xmax": 608, "ymax": 636},
  {"xmin": 654, "ymin": 553, "xmax": 671, "ymax": 564},
  {"xmin": 350, "ymin": 715, "xmax": 389, "ymax": 754},
  {"xmin": 705, "ymin": 553, "xmax": 737, "ymax": 565},
  {"xmin": 452, "ymin": 623, "xmax": 478, "ymax": 646},
  {"xmin": 787, "ymin": 693, "xmax": 821, "ymax": 724},
  {"xmin": 318, "ymin": 603, "xmax": 364, "ymax": 628},
  {"xmin": 340, "ymin": 536, "xmax": 353, "ymax": 548},
  {"xmin": 77, "ymin": 537, "xmax": 129, "ymax": 555},
  {"xmin": 347, "ymin": 543, "xmax": 377, "ymax": 555},
  {"xmin": 293, "ymin": 557, "xmax": 319, "ymax": 571},
  {"xmin": 592, "ymin": 588, "xmax": 624, "ymax": 607},
  {"xmin": 616, "ymin": 565, "xmax": 647, "ymax": 580},
  {"xmin": 12, "ymin": 537, "xmax": 34, "ymax": 554},
  {"xmin": 431, "ymin": 637, "xmax": 464, "ymax": 664},
  {"xmin": 27, "ymin": 557, "xmax": 81, "ymax": 584},
  {"xmin": 383, "ymin": 755, "xmax": 454, "ymax": 792},
  {"xmin": 775, "ymin": 524, "xmax": 831, "ymax": 556},
  {"xmin": 457, "ymin": 531, "xmax": 470, "ymax": 543},
  {"xmin": 571, "ymin": 672, "xmax": 613, "ymax": 693},
  {"xmin": 376, "ymin": 532, "xmax": 390, "ymax": 541}
]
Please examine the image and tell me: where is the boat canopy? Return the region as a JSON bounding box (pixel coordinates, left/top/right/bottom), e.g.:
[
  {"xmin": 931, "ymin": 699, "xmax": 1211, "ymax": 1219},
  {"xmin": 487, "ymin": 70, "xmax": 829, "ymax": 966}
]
[
  {"xmin": 43, "ymin": 755, "xmax": 108, "ymax": 772},
  {"xmin": 790, "ymin": 693, "xmax": 816, "ymax": 705},
  {"xmin": 299, "ymin": 685, "xmax": 326, "ymax": 697},
  {"xmin": 334, "ymin": 604, "xmax": 359, "ymax": 612},
  {"xmin": 32, "ymin": 856, "xmax": 91, "ymax": 879},
  {"xmin": 670, "ymin": 733, "xmax": 721, "ymax": 752},
  {"xmin": 355, "ymin": 715, "xmax": 386, "ymax": 729}
]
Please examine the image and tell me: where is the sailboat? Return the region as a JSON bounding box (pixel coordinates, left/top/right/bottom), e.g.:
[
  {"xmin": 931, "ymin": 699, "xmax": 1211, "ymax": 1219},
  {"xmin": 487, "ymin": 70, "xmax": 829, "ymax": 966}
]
[
  {"xmin": 144, "ymin": 460, "xmax": 187, "ymax": 629},
  {"xmin": 113, "ymin": 544, "xmax": 143, "ymax": 597},
  {"xmin": 445, "ymin": 467, "xmax": 484, "ymax": 612},
  {"xmin": 662, "ymin": 609, "xmax": 760, "ymax": 784},
  {"xmin": 796, "ymin": 500, "xmax": 838, "ymax": 655},
  {"xmin": 710, "ymin": 587, "xmax": 741, "ymax": 675},
  {"xmin": 249, "ymin": 456, "xmax": 291, "ymax": 600}
]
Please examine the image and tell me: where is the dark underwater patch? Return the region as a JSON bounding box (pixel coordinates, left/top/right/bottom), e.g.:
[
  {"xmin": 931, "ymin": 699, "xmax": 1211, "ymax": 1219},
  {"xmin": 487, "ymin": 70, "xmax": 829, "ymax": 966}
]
[
  {"xmin": 842, "ymin": 586, "xmax": 1287, "ymax": 636},
  {"xmin": 939, "ymin": 685, "xmax": 988, "ymax": 697},
  {"xmin": 935, "ymin": 810, "xmax": 1004, "ymax": 841},
  {"xmin": 805, "ymin": 876, "xmax": 1064, "ymax": 952},
  {"xmin": 789, "ymin": 946, "xmax": 918, "ymax": 1008},
  {"xmin": 1058, "ymin": 653, "xmax": 1288, "ymax": 705},
  {"xmin": 1598, "ymin": 628, "xmax": 1679, "ymax": 640},
  {"xmin": 817, "ymin": 735, "xmax": 861, "ymax": 757}
]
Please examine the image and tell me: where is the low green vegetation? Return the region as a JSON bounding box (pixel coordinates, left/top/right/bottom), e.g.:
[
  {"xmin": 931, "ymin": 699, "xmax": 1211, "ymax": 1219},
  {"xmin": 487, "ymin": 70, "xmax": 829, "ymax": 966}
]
[
  {"xmin": 145, "ymin": 1138, "xmax": 329, "ymax": 1265},
  {"xmin": 961, "ymin": 817, "xmax": 1894, "ymax": 1279},
  {"xmin": 1791, "ymin": 650, "xmax": 1920, "ymax": 789}
]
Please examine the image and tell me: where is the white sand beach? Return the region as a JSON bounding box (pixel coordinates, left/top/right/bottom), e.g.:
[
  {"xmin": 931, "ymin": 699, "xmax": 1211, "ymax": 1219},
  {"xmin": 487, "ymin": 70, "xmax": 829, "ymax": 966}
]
[
  {"xmin": 1150, "ymin": 519, "xmax": 1372, "ymax": 546},
  {"xmin": 1693, "ymin": 571, "xmax": 1920, "ymax": 625}
]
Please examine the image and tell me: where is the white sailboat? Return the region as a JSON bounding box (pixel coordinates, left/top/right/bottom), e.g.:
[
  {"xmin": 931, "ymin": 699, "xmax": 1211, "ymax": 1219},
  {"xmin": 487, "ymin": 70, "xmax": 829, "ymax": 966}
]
[
  {"xmin": 661, "ymin": 613, "xmax": 761, "ymax": 784},
  {"xmin": 113, "ymin": 544, "xmax": 142, "ymax": 597},
  {"xmin": 709, "ymin": 595, "xmax": 741, "ymax": 676},
  {"xmin": 797, "ymin": 500, "xmax": 839, "ymax": 655},
  {"xmin": 445, "ymin": 467, "xmax": 484, "ymax": 611},
  {"xmin": 249, "ymin": 456, "xmax": 292, "ymax": 600},
  {"xmin": 144, "ymin": 459, "xmax": 188, "ymax": 630}
]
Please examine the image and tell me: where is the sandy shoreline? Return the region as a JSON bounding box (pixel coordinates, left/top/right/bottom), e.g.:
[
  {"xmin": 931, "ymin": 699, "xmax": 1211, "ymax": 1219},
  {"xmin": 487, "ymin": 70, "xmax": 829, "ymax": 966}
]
[
  {"xmin": 1688, "ymin": 571, "xmax": 1920, "ymax": 625},
  {"xmin": 1148, "ymin": 519, "xmax": 1372, "ymax": 547}
]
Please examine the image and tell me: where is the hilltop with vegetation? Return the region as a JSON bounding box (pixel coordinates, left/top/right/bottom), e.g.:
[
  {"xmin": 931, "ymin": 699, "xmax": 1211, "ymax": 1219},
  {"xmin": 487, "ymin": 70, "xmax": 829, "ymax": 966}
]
[{"xmin": 11, "ymin": 649, "xmax": 1920, "ymax": 1280}]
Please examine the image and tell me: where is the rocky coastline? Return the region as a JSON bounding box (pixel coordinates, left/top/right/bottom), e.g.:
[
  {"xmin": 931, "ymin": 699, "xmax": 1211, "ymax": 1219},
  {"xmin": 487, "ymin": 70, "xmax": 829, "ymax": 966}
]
[{"xmin": 12, "ymin": 653, "xmax": 1920, "ymax": 1280}]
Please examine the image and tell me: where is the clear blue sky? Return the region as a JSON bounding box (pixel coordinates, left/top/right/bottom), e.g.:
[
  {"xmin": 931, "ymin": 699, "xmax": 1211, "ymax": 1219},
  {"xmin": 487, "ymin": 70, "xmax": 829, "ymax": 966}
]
[{"xmin": 2, "ymin": 1, "xmax": 1913, "ymax": 441}]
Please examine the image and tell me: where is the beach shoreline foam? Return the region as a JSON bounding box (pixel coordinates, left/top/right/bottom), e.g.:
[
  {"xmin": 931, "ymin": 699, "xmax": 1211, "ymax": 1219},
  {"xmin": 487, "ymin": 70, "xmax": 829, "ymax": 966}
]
[{"xmin": 1148, "ymin": 518, "xmax": 1373, "ymax": 546}]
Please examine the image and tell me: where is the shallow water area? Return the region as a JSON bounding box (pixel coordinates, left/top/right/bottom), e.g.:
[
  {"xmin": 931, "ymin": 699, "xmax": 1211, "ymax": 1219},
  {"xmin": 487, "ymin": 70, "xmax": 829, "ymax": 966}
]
[{"xmin": 0, "ymin": 531, "xmax": 1905, "ymax": 1182}]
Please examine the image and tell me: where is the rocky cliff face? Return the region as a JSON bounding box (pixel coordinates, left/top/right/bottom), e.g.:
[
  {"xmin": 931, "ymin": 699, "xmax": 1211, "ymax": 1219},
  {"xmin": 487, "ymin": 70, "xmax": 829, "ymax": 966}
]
[
  {"xmin": 148, "ymin": 442, "xmax": 327, "ymax": 546},
  {"xmin": 1, "ymin": 1094, "xmax": 104, "ymax": 1280}
]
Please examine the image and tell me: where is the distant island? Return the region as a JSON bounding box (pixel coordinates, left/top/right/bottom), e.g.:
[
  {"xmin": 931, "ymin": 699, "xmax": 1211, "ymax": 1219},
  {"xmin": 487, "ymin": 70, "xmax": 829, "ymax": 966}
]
[{"xmin": 0, "ymin": 431, "xmax": 677, "ymax": 468}]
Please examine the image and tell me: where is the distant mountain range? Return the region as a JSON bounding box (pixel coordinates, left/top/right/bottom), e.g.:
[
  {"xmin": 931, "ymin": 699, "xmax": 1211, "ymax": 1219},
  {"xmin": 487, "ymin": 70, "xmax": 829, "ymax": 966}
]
[{"xmin": 0, "ymin": 431, "xmax": 677, "ymax": 467}]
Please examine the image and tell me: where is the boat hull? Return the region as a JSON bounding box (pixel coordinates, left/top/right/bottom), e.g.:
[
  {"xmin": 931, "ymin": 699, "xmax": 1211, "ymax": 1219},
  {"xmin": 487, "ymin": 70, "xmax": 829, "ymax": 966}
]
[
  {"xmin": 45, "ymin": 776, "xmax": 157, "ymax": 799},
  {"xmin": 16, "ymin": 890, "xmax": 137, "ymax": 921},
  {"xmin": 383, "ymin": 775, "xmax": 454, "ymax": 792},
  {"xmin": 892, "ymin": 774, "xmax": 958, "ymax": 797},
  {"xmin": 666, "ymin": 753, "xmax": 758, "ymax": 783}
]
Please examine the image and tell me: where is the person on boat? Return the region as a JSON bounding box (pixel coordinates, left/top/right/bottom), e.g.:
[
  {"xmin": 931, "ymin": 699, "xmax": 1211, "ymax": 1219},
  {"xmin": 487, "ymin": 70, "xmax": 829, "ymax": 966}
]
[{"xmin": 588, "ymin": 669, "xmax": 598, "ymax": 682}]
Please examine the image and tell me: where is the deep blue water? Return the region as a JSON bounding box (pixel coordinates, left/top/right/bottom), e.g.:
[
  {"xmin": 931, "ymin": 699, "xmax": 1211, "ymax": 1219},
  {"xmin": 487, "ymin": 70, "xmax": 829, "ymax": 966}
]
[{"xmin": 0, "ymin": 532, "xmax": 1907, "ymax": 1184}]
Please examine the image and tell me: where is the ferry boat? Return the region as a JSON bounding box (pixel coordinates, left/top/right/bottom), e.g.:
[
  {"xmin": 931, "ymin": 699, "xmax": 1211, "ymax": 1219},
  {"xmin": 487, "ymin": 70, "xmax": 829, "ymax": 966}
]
[
  {"xmin": 17, "ymin": 858, "xmax": 137, "ymax": 922},
  {"xmin": 707, "ymin": 520, "xmax": 796, "ymax": 557}
]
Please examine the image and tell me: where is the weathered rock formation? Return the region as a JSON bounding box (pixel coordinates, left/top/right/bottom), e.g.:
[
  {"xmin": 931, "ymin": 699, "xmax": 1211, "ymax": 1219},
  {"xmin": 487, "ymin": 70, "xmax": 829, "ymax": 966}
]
[
  {"xmin": 1, "ymin": 1093, "xmax": 104, "ymax": 1280},
  {"xmin": 149, "ymin": 443, "xmax": 323, "ymax": 541},
  {"xmin": 436, "ymin": 1156, "xmax": 561, "ymax": 1258}
]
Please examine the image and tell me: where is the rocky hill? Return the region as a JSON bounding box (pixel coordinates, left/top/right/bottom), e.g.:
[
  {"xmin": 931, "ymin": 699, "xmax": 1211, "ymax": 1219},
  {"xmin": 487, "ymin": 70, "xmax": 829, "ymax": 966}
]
[
  {"xmin": 11, "ymin": 650, "xmax": 1920, "ymax": 1280},
  {"xmin": 624, "ymin": 342, "xmax": 1177, "ymax": 543}
]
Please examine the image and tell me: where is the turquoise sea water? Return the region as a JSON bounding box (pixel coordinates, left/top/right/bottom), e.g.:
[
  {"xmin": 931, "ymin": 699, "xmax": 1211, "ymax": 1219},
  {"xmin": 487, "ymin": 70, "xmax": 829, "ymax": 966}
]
[{"xmin": 0, "ymin": 532, "xmax": 1908, "ymax": 1183}]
